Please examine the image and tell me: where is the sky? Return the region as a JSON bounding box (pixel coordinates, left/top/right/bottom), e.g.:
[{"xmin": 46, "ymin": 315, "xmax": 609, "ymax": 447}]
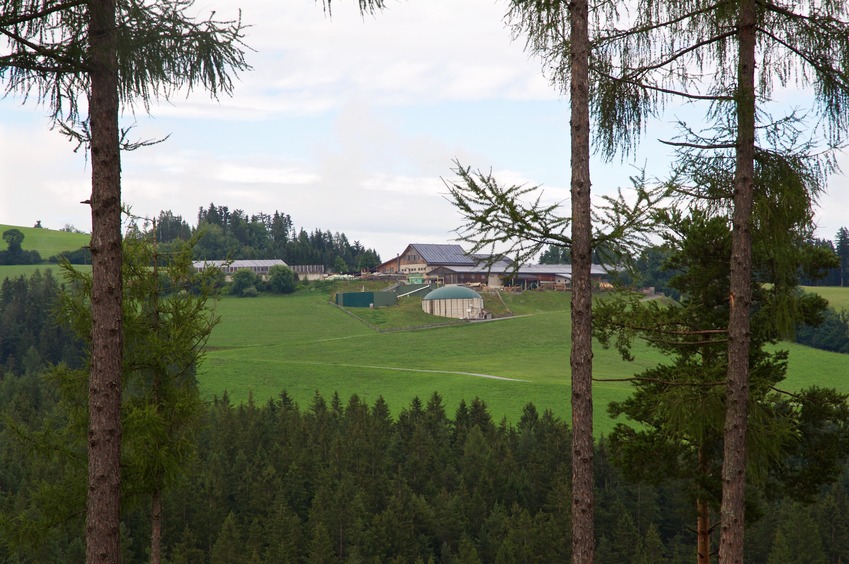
[{"xmin": 1, "ymin": 0, "xmax": 848, "ymax": 261}]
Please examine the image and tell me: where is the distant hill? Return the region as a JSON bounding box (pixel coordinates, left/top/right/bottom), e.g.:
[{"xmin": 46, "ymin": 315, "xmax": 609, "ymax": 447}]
[{"xmin": 0, "ymin": 224, "xmax": 89, "ymax": 259}]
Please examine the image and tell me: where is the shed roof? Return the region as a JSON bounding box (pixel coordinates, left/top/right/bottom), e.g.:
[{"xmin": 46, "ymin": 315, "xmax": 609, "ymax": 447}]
[
  {"xmin": 423, "ymin": 285, "xmax": 483, "ymax": 300},
  {"xmin": 515, "ymin": 264, "xmax": 614, "ymax": 276},
  {"xmin": 428, "ymin": 259, "xmax": 514, "ymax": 275}
]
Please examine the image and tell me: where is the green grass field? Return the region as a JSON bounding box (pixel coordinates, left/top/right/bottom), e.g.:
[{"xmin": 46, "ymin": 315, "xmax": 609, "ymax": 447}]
[
  {"xmin": 0, "ymin": 263, "xmax": 92, "ymax": 281},
  {"xmin": 202, "ymin": 290, "xmax": 630, "ymax": 435},
  {"xmin": 200, "ymin": 286, "xmax": 849, "ymax": 435},
  {"xmin": 0, "ymin": 224, "xmax": 89, "ymax": 258},
  {"xmin": 0, "ymin": 224, "xmax": 90, "ymax": 282}
]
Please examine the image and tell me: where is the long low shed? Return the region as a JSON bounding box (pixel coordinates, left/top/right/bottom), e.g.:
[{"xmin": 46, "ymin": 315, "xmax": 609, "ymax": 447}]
[{"xmin": 335, "ymin": 291, "xmax": 397, "ymax": 308}]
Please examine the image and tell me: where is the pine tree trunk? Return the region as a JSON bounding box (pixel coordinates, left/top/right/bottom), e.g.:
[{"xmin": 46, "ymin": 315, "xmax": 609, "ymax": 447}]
[
  {"xmin": 697, "ymin": 497, "xmax": 711, "ymax": 564},
  {"xmin": 697, "ymin": 443, "xmax": 711, "ymax": 564},
  {"xmin": 86, "ymin": 0, "xmax": 123, "ymax": 560},
  {"xmin": 150, "ymin": 230, "xmax": 163, "ymax": 564},
  {"xmin": 151, "ymin": 488, "xmax": 162, "ymax": 564},
  {"xmin": 719, "ymin": 0, "xmax": 756, "ymax": 561},
  {"xmin": 569, "ymin": 0, "xmax": 594, "ymax": 562}
]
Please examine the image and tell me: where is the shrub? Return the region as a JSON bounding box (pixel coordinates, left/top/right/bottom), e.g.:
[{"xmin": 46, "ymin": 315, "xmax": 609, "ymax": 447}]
[
  {"xmin": 231, "ymin": 269, "xmax": 261, "ymax": 297},
  {"xmin": 268, "ymin": 265, "xmax": 297, "ymax": 294}
]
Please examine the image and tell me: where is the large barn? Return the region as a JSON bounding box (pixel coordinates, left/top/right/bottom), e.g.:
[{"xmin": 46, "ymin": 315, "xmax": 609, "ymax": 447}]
[
  {"xmin": 376, "ymin": 243, "xmax": 513, "ymax": 285},
  {"xmin": 421, "ymin": 285, "xmax": 486, "ymax": 319}
]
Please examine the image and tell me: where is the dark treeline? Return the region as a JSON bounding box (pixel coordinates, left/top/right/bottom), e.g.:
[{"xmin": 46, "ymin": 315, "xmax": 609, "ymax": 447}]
[
  {"xmin": 151, "ymin": 205, "xmax": 381, "ymax": 272},
  {"xmin": 0, "ymin": 270, "xmax": 85, "ymax": 375},
  {"xmin": 803, "ymin": 227, "xmax": 849, "ymax": 288},
  {"xmin": 796, "ymin": 307, "xmax": 849, "ymax": 354},
  {"xmin": 3, "ymin": 375, "xmax": 849, "ymax": 563}
]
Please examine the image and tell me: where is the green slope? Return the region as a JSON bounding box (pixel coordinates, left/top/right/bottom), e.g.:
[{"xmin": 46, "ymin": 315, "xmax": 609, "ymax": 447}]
[
  {"xmin": 0, "ymin": 224, "xmax": 90, "ymax": 281},
  {"xmin": 200, "ymin": 288, "xmax": 849, "ymax": 436},
  {"xmin": 0, "ymin": 224, "xmax": 89, "ymax": 258}
]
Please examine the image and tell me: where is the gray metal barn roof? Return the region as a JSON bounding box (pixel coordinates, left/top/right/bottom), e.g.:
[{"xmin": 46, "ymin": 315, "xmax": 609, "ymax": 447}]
[
  {"xmin": 515, "ymin": 264, "xmax": 614, "ymax": 276},
  {"xmin": 409, "ymin": 244, "xmax": 475, "ymax": 265}
]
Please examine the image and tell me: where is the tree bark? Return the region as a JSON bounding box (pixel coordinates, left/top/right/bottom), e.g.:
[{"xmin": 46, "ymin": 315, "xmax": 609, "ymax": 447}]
[
  {"xmin": 151, "ymin": 488, "xmax": 162, "ymax": 564},
  {"xmin": 150, "ymin": 244, "xmax": 162, "ymax": 564},
  {"xmin": 697, "ymin": 497, "xmax": 711, "ymax": 564},
  {"xmin": 87, "ymin": 0, "xmax": 124, "ymax": 560},
  {"xmin": 697, "ymin": 445, "xmax": 711, "ymax": 564},
  {"xmin": 569, "ymin": 0, "xmax": 594, "ymax": 562},
  {"xmin": 719, "ymin": 0, "xmax": 756, "ymax": 561}
]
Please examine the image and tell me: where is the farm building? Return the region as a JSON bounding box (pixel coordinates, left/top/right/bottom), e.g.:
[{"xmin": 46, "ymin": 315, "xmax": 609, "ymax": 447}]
[
  {"xmin": 422, "ymin": 285, "xmax": 486, "ymax": 319},
  {"xmin": 376, "ymin": 244, "xmax": 507, "ymax": 274},
  {"xmin": 192, "ymin": 259, "xmax": 289, "ymax": 281},
  {"xmin": 376, "ymin": 243, "xmax": 513, "ymax": 285},
  {"xmin": 377, "ymin": 243, "xmax": 472, "ymax": 276},
  {"xmin": 428, "ymin": 257, "xmax": 513, "ymax": 287},
  {"xmin": 193, "ymin": 260, "xmax": 326, "ymax": 282},
  {"xmin": 335, "ymin": 291, "xmax": 397, "ymax": 308},
  {"xmin": 505, "ymin": 264, "xmax": 616, "ymax": 289},
  {"xmin": 290, "ymin": 264, "xmax": 325, "ymax": 281}
]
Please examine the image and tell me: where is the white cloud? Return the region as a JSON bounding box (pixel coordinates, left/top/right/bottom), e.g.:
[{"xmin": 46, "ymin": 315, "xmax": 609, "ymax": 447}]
[
  {"xmin": 2, "ymin": 0, "xmax": 847, "ymax": 262},
  {"xmin": 361, "ymin": 174, "xmax": 444, "ymax": 196},
  {"xmin": 212, "ymin": 164, "xmax": 321, "ymax": 185}
]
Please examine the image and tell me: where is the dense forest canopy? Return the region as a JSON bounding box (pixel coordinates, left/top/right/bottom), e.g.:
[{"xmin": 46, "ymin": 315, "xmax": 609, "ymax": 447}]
[
  {"xmin": 4, "ymin": 372, "xmax": 849, "ymax": 563},
  {"xmin": 154, "ymin": 205, "xmax": 381, "ymax": 272}
]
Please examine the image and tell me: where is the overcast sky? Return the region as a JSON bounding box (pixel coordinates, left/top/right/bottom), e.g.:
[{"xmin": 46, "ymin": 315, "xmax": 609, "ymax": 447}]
[{"xmin": 2, "ymin": 0, "xmax": 847, "ymax": 260}]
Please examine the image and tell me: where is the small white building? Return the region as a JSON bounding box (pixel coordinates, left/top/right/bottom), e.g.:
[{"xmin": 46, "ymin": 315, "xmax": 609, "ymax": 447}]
[{"xmin": 422, "ymin": 285, "xmax": 485, "ymax": 320}]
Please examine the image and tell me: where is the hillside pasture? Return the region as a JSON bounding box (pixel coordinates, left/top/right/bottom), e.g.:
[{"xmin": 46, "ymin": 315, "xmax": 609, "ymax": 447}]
[
  {"xmin": 203, "ymin": 290, "xmax": 672, "ymax": 435},
  {"xmin": 201, "ymin": 286, "xmax": 849, "ymax": 435},
  {"xmin": 0, "ymin": 224, "xmax": 89, "ymax": 259},
  {"xmin": 0, "ymin": 224, "xmax": 91, "ymax": 282}
]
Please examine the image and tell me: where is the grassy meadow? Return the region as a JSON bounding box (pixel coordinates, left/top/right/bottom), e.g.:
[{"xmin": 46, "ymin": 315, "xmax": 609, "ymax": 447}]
[
  {"xmin": 201, "ymin": 285, "xmax": 849, "ymax": 436},
  {"xmin": 202, "ymin": 289, "xmax": 641, "ymax": 435},
  {"xmin": 200, "ymin": 284, "xmax": 849, "ymax": 434},
  {"xmin": 0, "ymin": 224, "xmax": 89, "ymax": 258},
  {"xmin": 0, "ymin": 224, "xmax": 90, "ymax": 282},
  {"xmin": 0, "ymin": 263, "xmax": 92, "ymax": 281}
]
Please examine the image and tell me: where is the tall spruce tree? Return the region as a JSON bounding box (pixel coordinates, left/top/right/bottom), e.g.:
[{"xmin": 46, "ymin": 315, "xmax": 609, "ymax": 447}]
[
  {"xmin": 448, "ymin": 4, "xmax": 666, "ymax": 559},
  {"xmin": 3, "ymin": 0, "xmax": 388, "ymax": 557},
  {"xmin": 120, "ymin": 225, "xmax": 219, "ymax": 564},
  {"xmin": 52, "ymin": 226, "xmax": 221, "ymax": 564},
  {"xmin": 2, "ymin": 1, "xmax": 248, "ymax": 557},
  {"xmin": 836, "ymin": 227, "xmax": 849, "ymax": 287},
  {"xmin": 595, "ymin": 207, "xmax": 849, "ymax": 563},
  {"xmin": 589, "ymin": 2, "xmax": 849, "ymax": 558}
]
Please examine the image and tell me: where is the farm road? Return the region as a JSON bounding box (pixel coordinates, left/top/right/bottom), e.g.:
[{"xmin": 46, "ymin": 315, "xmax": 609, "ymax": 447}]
[{"xmin": 284, "ymin": 360, "xmax": 528, "ymax": 382}]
